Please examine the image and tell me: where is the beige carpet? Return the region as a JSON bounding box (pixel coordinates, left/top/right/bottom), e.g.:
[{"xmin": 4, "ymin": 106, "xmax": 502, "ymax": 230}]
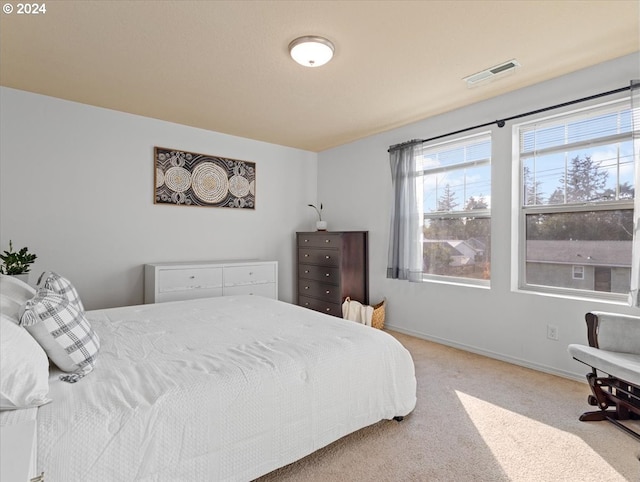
[{"xmin": 256, "ymin": 331, "xmax": 640, "ymax": 482}]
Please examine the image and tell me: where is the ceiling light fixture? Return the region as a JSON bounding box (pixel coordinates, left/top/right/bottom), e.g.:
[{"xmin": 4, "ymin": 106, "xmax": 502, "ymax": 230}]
[{"xmin": 288, "ymin": 36, "xmax": 334, "ymax": 68}]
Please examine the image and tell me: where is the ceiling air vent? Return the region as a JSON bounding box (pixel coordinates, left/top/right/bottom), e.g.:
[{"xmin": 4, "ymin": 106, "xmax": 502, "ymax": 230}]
[{"xmin": 463, "ymin": 59, "xmax": 521, "ymax": 87}]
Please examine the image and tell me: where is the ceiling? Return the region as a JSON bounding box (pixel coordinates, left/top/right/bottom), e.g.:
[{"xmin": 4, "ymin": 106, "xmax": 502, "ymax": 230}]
[{"xmin": 1, "ymin": 1, "xmax": 638, "ymax": 152}]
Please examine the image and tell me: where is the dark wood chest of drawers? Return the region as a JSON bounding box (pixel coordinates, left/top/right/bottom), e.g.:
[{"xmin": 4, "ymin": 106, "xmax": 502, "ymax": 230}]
[{"xmin": 296, "ymin": 231, "xmax": 368, "ymax": 317}]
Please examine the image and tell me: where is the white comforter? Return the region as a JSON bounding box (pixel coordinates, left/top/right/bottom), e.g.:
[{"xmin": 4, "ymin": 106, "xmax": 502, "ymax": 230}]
[{"xmin": 35, "ymin": 296, "xmax": 416, "ymax": 481}]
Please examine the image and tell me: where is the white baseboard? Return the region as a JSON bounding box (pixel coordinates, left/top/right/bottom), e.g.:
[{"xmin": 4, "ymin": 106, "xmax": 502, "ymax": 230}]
[{"xmin": 384, "ymin": 322, "xmax": 586, "ymax": 384}]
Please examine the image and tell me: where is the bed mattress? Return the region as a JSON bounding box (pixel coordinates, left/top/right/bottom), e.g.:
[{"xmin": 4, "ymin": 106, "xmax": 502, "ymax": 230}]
[{"xmin": 35, "ymin": 295, "xmax": 416, "ymax": 481}]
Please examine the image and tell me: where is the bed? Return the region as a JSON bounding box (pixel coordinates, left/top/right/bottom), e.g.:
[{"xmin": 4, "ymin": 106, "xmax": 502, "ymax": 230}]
[{"xmin": 1, "ymin": 279, "xmax": 416, "ymax": 481}]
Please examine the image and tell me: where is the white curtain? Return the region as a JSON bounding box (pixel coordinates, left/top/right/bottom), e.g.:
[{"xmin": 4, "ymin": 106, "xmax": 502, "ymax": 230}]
[
  {"xmin": 630, "ymin": 80, "xmax": 640, "ymax": 307},
  {"xmin": 387, "ymin": 141, "xmax": 424, "ymax": 281}
]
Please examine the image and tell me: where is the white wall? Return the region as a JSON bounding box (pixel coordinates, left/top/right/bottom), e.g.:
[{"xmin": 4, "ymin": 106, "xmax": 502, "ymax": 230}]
[
  {"xmin": 317, "ymin": 52, "xmax": 640, "ymax": 381},
  {"xmin": 3, "ymin": 54, "xmax": 639, "ymax": 380},
  {"xmin": 0, "ymin": 87, "xmax": 318, "ymax": 309}
]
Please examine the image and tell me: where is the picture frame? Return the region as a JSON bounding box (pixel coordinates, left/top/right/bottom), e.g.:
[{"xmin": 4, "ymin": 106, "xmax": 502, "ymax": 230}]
[{"xmin": 154, "ymin": 147, "xmax": 255, "ymax": 209}]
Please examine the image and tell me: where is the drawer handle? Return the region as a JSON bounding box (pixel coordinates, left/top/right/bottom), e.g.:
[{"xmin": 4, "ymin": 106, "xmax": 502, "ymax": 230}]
[
  {"xmin": 325, "ymin": 273, "xmax": 330, "ymax": 277},
  {"xmin": 326, "ymin": 308, "xmax": 331, "ymax": 312},
  {"xmin": 304, "ymin": 239, "xmax": 309, "ymax": 243},
  {"xmin": 304, "ymin": 286, "xmax": 309, "ymax": 290},
  {"xmin": 325, "ymin": 290, "xmax": 330, "ymax": 294},
  {"xmin": 304, "ymin": 270, "xmax": 310, "ymax": 274},
  {"xmin": 325, "ymin": 239, "xmax": 331, "ymax": 243},
  {"xmin": 325, "ymin": 255, "xmax": 330, "ymax": 259},
  {"xmin": 304, "ymin": 254, "xmax": 309, "ymax": 257},
  {"xmin": 189, "ymin": 276, "xmax": 195, "ymax": 279},
  {"xmin": 305, "ymin": 302, "xmax": 309, "ymax": 306}
]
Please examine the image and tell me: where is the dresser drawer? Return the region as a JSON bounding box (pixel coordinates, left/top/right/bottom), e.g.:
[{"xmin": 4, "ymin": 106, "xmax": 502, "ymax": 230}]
[
  {"xmin": 298, "ymin": 279, "xmax": 340, "ymax": 302},
  {"xmin": 224, "ymin": 264, "xmax": 276, "ymax": 286},
  {"xmin": 156, "ymin": 287, "xmax": 223, "ymax": 303},
  {"xmin": 298, "ymin": 264, "xmax": 340, "ymax": 284},
  {"xmin": 298, "ymin": 233, "xmax": 342, "ymax": 248},
  {"xmin": 224, "ymin": 282, "xmax": 276, "ymax": 298},
  {"xmin": 298, "ymin": 295, "xmax": 342, "ymax": 317},
  {"xmin": 158, "ymin": 267, "xmax": 223, "ymax": 292},
  {"xmin": 298, "ymin": 248, "xmax": 339, "ymax": 267}
]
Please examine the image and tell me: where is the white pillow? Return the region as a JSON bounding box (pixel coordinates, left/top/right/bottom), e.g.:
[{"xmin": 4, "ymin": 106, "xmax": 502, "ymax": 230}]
[
  {"xmin": 37, "ymin": 271, "xmax": 84, "ymax": 312},
  {"xmin": 19, "ymin": 288, "xmax": 100, "ymax": 383},
  {"xmin": 0, "ymin": 274, "xmax": 36, "ymax": 323},
  {"xmin": 0, "ymin": 313, "xmax": 51, "ymax": 410}
]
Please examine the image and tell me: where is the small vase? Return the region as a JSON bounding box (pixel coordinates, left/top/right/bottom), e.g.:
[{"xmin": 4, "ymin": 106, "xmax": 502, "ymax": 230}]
[{"xmin": 316, "ymin": 221, "xmax": 327, "ymax": 231}]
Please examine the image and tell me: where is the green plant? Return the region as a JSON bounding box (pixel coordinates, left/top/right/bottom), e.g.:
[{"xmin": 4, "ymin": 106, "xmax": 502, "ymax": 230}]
[{"xmin": 0, "ymin": 240, "xmax": 37, "ymax": 275}]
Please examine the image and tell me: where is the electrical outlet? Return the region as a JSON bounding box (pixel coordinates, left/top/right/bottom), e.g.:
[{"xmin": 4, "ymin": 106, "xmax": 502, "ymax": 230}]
[{"xmin": 547, "ymin": 324, "xmax": 559, "ymax": 341}]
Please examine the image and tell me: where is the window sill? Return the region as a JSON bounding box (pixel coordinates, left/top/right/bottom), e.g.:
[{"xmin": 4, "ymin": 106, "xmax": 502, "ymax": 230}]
[
  {"xmin": 421, "ymin": 276, "xmax": 490, "ymax": 290},
  {"xmin": 513, "ymin": 285, "xmax": 629, "ymax": 305}
]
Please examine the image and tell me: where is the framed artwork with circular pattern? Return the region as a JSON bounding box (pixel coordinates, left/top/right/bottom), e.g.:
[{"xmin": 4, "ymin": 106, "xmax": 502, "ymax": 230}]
[{"xmin": 154, "ymin": 147, "xmax": 255, "ymax": 209}]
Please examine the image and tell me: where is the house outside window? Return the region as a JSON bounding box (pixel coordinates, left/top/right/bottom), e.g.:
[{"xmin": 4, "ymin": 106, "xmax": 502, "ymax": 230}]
[
  {"xmin": 516, "ymin": 98, "xmax": 635, "ymax": 300},
  {"xmin": 420, "ymin": 132, "xmax": 491, "ymax": 285},
  {"xmin": 572, "ymin": 265, "xmax": 584, "ymax": 280}
]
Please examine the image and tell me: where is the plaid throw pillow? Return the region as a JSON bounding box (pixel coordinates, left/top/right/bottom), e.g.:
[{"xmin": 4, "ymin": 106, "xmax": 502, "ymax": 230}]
[
  {"xmin": 37, "ymin": 271, "xmax": 85, "ymax": 312},
  {"xmin": 19, "ymin": 288, "xmax": 100, "ymax": 383}
]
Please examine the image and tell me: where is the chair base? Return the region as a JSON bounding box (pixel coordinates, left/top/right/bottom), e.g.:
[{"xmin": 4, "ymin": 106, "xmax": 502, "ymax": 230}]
[
  {"xmin": 579, "ymin": 371, "xmax": 640, "ymax": 441},
  {"xmin": 579, "ymin": 409, "xmax": 640, "ymax": 441}
]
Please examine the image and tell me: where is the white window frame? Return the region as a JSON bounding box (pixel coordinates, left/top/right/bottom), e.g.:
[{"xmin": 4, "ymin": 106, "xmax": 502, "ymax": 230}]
[
  {"xmin": 572, "ymin": 266, "xmax": 585, "ymax": 280},
  {"xmin": 420, "ymin": 131, "xmax": 491, "ymax": 287},
  {"xmin": 512, "ymin": 97, "xmax": 635, "ymax": 302}
]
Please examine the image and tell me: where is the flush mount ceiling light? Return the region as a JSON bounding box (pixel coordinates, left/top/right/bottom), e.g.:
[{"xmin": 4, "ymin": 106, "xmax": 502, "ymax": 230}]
[
  {"xmin": 463, "ymin": 59, "xmax": 521, "ymax": 87},
  {"xmin": 288, "ymin": 36, "xmax": 334, "ymax": 67}
]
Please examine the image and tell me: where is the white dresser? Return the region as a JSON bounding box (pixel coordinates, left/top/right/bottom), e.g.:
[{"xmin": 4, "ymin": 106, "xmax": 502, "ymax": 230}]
[{"xmin": 144, "ymin": 260, "xmax": 278, "ymax": 303}]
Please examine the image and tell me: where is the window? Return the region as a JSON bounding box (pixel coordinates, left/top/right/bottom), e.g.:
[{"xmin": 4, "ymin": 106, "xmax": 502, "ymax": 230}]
[
  {"xmin": 517, "ymin": 99, "xmax": 635, "ymax": 299},
  {"xmin": 420, "ymin": 132, "xmax": 491, "ymax": 284},
  {"xmin": 572, "ymin": 266, "xmax": 584, "ymax": 280}
]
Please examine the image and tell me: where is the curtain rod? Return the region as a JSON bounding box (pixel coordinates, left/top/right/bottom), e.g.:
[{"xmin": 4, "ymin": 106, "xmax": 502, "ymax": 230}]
[{"xmin": 388, "ymin": 84, "xmax": 633, "ymax": 152}]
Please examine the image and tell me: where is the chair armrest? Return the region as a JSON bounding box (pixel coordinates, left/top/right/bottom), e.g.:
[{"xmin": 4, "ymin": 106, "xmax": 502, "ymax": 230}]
[{"xmin": 585, "ymin": 312, "xmax": 599, "ymax": 348}]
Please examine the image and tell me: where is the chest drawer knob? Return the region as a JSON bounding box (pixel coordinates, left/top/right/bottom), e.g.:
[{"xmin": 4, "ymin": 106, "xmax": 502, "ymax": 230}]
[
  {"xmin": 325, "ymin": 239, "xmax": 331, "ymax": 243},
  {"xmin": 304, "ymin": 254, "xmax": 309, "ymax": 257},
  {"xmin": 325, "ymin": 255, "xmax": 330, "ymax": 259},
  {"xmin": 325, "ymin": 273, "xmax": 330, "ymax": 277},
  {"xmin": 304, "ymin": 239, "xmax": 309, "ymax": 243},
  {"xmin": 325, "ymin": 290, "xmax": 330, "ymax": 294},
  {"xmin": 304, "ymin": 286, "xmax": 309, "ymax": 290},
  {"xmin": 304, "ymin": 270, "xmax": 310, "ymax": 274},
  {"xmin": 326, "ymin": 307, "xmax": 331, "ymax": 312},
  {"xmin": 189, "ymin": 276, "xmax": 195, "ymax": 279}
]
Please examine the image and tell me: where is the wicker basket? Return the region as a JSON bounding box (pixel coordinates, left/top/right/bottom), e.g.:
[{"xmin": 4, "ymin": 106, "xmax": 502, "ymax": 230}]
[{"xmin": 371, "ymin": 298, "xmax": 386, "ymax": 330}]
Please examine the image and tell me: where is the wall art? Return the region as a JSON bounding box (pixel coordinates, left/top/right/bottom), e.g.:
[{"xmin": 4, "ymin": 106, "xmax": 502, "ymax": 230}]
[{"xmin": 154, "ymin": 147, "xmax": 255, "ymax": 209}]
